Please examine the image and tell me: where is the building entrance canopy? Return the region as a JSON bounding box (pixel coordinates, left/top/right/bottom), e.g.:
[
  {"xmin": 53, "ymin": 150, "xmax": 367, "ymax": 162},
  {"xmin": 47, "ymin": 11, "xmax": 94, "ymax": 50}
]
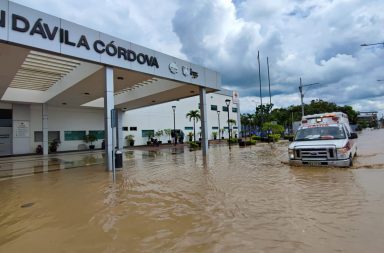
[{"xmin": 0, "ymin": 0, "xmax": 221, "ymax": 109}]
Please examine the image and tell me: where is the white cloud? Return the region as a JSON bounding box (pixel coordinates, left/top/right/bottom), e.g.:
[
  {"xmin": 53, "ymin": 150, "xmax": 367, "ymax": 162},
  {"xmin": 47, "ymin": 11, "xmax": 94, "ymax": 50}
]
[{"xmin": 11, "ymin": 0, "xmax": 384, "ymax": 116}]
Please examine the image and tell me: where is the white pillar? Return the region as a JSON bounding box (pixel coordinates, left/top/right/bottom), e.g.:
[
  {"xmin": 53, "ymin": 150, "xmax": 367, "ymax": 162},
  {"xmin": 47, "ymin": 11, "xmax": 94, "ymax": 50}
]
[
  {"xmin": 104, "ymin": 67, "xmax": 114, "ymax": 171},
  {"xmin": 117, "ymin": 109, "xmax": 124, "ymax": 149},
  {"xmin": 199, "ymin": 87, "xmax": 208, "ymax": 155},
  {"xmin": 42, "ymin": 104, "xmax": 48, "ymax": 155},
  {"xmin": 236, "ymin": 101, "xmax": 241, "ymax": 138}
]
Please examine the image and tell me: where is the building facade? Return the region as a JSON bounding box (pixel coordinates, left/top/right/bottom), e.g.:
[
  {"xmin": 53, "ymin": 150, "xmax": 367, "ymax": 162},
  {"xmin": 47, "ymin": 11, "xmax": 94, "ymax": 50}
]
[
  {"xmin": 0, "ymin": 90, "xmax": 239, "ymax": 156},
  {"xmin": 0, "ymin": 1, "xmax": 242, "ymax": 170}
]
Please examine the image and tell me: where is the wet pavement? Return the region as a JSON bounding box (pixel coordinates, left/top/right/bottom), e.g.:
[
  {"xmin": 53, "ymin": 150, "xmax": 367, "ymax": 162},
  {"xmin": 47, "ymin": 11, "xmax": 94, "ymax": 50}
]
[{"xmin": 0, "ymin": 129, "xmax": 384, "ymax": 252}]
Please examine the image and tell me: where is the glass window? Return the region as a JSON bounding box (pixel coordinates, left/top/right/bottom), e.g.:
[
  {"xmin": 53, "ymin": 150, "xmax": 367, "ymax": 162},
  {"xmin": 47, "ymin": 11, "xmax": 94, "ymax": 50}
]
[
  {"xmin": 184, "ymin": 127, "xmax": 193, "ymax": 130},
  {"xmin": 212, "ymin": 126, "xmax": 219, "ymax": 130},
  {"xmin": 211, "ymin": 105, "xmax": 217, "ymax": 111},
  {"xmin": 222, "ymin": 106, "xmax": 228, "ymax": 112},
  {"xmin": 122, "ymin": 127, "xmax": 128, "ymax": 131},
  {"xmin": 294, "ymin": 126, "xmax": 346, "ymax": 141},
  {"xmin": 142, "ymin": 130, "xmax": 154, "ymax": 138},
  {"xmin": 232, "ymin": 107, "xmax": 238, "ymax": 113},
  {"xmin": 64, "ymin": 131, "xmax": 86, "ymax": 141},
  {"xmin": 35, "ymin": 131, "xmax": 61, "ymax": 142},
  {"xmin": 89, "ymin": 130, "xmax": 104, "ymax": 139},
  {"xmin": 0, "ymin": 109, "xmax": 12, "ymax": 127},
  {"xmin": 130, "ymin": 127, "xmax": 137, "ymax": 131}
]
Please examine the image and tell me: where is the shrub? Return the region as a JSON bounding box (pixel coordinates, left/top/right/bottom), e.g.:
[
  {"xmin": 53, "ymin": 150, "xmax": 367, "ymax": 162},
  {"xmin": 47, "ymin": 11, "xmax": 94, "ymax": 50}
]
[
  {"xmin": 245, "ymin": 140, "xmax": 257, "ymax": 145},
  {"xmin": 229, "ymin": 138, "xmax": 238, "ymax": 143},
  {"xmin": 283, "ymin": 134, "xmax": 294, "ymax": 140},
  {"xmin": 189, "ymin": 141, "xmax": 199, "ymax": 149},
  {"xmin": 268, "ymin": 134, "xmax": 281, "ymax": 142},
  {"xmin": 262, "ymin": 122, "xmax": 284, "ymax": 135},
  {"xmin": 83, "ymin": 134, "xmax": 97, "ymax": 144},
  {"xmin": 251, "ymin": 135, "xmax": 261, "ymax": 141}
]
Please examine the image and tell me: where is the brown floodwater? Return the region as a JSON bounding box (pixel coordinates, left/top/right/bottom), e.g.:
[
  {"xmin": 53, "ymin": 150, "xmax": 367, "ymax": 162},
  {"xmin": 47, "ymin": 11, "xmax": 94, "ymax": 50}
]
[{"xmin": 1, "ymin": 129, "xmax": 384, "ymax": 253}]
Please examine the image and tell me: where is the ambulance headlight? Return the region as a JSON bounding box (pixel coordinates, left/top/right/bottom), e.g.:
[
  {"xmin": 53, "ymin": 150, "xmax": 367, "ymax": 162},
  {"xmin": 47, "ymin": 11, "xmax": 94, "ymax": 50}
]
[
  {"xmin": 337, "ymin": 144, "xmax": 350, "ymax": 159},
  {"xmin": 288, "ymin": 149, "xmax": 295, "ymax": 159}
]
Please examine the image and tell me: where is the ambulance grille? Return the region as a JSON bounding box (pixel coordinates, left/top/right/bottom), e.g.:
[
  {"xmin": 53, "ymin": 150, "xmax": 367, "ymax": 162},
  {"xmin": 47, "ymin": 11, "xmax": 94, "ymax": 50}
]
[{"xmin": 295, "ymin": 148, "xmax": 336, "ymax": 160}]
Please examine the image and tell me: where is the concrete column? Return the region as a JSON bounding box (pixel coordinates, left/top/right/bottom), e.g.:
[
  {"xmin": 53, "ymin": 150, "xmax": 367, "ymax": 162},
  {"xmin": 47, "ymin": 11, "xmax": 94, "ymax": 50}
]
[
  {"xmin": 199, "ymin": 87, "xmax": 208, "ymax": 155},
  {"xmin": 117, "ymin": 109, "xmax": 124, "ymax": 149},
  {"xmin": 104, "ymin": 67, "xmax": 114, "ymax": 171},
  {"xmin": 42, "ymin": 104, "xmax": 48, "ymax": 155},
  {"xmin": 236, "ymin": 101, "xmax": 241, "ymax": 138}
]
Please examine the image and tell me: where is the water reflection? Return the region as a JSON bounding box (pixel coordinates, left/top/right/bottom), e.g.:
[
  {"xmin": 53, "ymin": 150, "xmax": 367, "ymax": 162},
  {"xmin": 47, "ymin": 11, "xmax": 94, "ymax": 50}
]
[
  {"xmin": 0, "ymin": 152, "xmax": 104, "ymax": 180},
  {"xmin": 0, "ymin": 130, "xmax": 384, "ymax": 252}
]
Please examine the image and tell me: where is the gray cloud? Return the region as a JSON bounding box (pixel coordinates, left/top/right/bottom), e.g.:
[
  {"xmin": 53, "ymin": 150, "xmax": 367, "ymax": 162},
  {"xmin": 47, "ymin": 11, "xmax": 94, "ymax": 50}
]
[
  {"xmin": 171, "ymin": 0, "xmax": 384, "ymax": 115},
  {"xmin": 12, "ymin": 0, "xmax": 384, "ymax": 116}
]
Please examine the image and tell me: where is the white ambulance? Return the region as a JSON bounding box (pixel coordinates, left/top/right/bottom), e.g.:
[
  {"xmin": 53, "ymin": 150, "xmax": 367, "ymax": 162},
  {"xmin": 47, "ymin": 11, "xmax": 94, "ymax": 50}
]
[{"xmin": 288, "ymin": 112, "xmax": 358, "ymax": 167}]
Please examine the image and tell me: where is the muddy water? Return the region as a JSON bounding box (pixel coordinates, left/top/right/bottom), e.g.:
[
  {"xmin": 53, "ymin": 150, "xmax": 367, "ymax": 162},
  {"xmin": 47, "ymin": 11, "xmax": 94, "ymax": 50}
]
[{"xmin": 1, "ymin": 130, "xmax": 384, "ymax": 253}]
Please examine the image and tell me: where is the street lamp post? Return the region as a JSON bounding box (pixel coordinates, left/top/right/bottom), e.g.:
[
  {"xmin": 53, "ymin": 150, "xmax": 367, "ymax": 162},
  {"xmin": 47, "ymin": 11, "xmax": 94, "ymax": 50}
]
[
  {"xmin": 299, "ymin": 77, "xmax": 320, "ymax": 118},
  {"xmin": 172, "ymin": 105, "xmax": 176, "ymax": 146},
  {"xmin": 225, "ymin": 99, "xmax": 231, "ymax": 148},
  {"xmin": 217, "ymin": 110, "xmax": 221, "ymax": 140}
]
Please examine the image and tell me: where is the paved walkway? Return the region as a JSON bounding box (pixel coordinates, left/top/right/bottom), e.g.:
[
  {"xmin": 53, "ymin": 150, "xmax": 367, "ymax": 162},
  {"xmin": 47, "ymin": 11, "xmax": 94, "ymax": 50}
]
[
  {"xmin": 0, "ymin": 140, "xmax": 232, "ymax": 180},
  {"xmin": 0, "ymin": 143, "xmax": 194, "ymax": 180}
]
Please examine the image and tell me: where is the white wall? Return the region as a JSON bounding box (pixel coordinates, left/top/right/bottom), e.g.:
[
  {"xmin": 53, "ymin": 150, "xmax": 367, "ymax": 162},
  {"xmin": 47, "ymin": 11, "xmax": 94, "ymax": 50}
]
[
  {"xmin": 7, "ymin": 92, "xmax": 238, "ymax": 154},
  {"xmin": 30, "ymin": 105, "xmax": 104, "ymax": 153},
  {"xmin": 13, "ymin": 104, "xmax": 31, "ymax": 154},
  {"xmin": 124, "ymin": 93, "xmax": 239, "ymax": 145}
]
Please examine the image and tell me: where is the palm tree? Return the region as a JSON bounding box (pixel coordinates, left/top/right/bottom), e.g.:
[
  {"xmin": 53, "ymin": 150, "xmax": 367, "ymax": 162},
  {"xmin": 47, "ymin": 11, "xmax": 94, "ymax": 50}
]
[
  {"xmin": 186, "ymin": 110, "xmax": 201, "ymax": 141},
  {"xmin": 228, "ymin": 119, "xmax": 237, "ymax": 139}
]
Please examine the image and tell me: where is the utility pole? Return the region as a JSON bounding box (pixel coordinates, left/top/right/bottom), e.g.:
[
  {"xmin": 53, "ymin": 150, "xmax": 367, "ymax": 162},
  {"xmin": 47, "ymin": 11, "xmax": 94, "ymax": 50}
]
[
  {"xmin": 267, "ymin": 57, "xmax": 271, "ymax": 105},
  {"xmin": 299, "ymin": 77, "xmax": 304, "ymax": 117},
  {"xmin": 257, "ymin": 51, "xmax": 263, "ymax": 135},
  {"xmin": 217, "ymin": 110, "xmax": 221, "ymax": 140},
  {"xmin": 299, "ymin": 77, "xmax": 320, "ymax": 118}
]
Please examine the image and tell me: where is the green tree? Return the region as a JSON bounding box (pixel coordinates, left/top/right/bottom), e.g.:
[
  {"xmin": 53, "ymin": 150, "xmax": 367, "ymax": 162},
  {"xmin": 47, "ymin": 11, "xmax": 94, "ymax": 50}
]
[
  {"xmin": 228, "ymin": 119, "xmax": 237, "ymax": 138},
  {"xmin": 186, "ymin": 110, "xmax": 201, "ymax": 142},
  {"xmin": 305, "ymin": 99, "xmax": 338, "ymax": 115},
  {"xmin": 270, "ymin": 108, "xmax": 290, "ymax": 128},
  {"xmin": 255, "ymin": 103, "xmax": 274, "ymax": 127},
  {"xmin": 262, "ymin": 122, "xmax": 284, "ymax": 134},
  {"xmin": 163, "ymin": 129, "xmax": 172, "ymax": 141},
  {"xmin": 243, "ymin": 99, "xmax": 358, "ymax": 135},
  {"xmin": 155, "ymin": 130, "xmax": 163, "ymax": 140}
]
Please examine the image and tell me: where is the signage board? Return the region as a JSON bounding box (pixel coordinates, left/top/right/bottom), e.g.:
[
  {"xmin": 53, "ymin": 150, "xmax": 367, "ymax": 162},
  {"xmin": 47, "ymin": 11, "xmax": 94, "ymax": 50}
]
[
  {"xmin": 0, "ymin": 0, "xmax": 220, "ymax": 90},
  {"xmin": 14, "ymin": 120, "xmax": 29, "ymax": 137},
  {"xmin": 232, "ymin": 90, "xmax": 239, "ymax": 104}
]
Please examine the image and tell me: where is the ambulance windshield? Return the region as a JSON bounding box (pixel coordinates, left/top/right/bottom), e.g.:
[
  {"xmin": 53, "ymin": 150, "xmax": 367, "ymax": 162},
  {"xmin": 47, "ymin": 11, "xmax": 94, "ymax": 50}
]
[{"xmin": 294, "ymin": 125, "xmax": 346, "ymax": 141}]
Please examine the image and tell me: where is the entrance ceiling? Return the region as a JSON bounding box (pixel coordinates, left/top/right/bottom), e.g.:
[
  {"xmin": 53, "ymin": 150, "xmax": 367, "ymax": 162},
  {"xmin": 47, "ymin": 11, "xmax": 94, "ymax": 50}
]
[{"xmin": 0, "ymin": 43, "xmax": 216, "ymax": 110}]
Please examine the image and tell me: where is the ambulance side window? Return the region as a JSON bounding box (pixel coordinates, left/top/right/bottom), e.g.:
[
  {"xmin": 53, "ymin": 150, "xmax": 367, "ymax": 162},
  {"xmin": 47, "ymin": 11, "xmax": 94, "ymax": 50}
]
[{"xmin": 344, "ymin": 126, "xmax": 350, "ymax": 137}]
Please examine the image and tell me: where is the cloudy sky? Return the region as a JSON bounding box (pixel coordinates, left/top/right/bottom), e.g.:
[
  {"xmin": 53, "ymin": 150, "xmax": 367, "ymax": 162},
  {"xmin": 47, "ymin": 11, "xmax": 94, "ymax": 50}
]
[{"xmin": 13, "ymin": 0, "xmax": 384, "ymax": 116}]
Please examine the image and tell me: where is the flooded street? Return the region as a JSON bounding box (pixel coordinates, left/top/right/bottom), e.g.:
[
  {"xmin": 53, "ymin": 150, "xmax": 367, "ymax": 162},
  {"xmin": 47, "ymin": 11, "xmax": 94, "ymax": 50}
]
[{"xmin": 1, "ymin": 129, "xmax": 384, "ymax": 253}]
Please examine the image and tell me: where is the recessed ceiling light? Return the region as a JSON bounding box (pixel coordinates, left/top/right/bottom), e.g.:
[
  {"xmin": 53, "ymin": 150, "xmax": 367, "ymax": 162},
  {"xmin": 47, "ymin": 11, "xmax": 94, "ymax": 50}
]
[
  {"xmin": 117, "ymin": 76, "xmax": 124, "ymax": 80},
  {"xmin": 62, "ymin": 102, "xmax": 67, "ymax": 105},
  {"xmin": 190, "ymin": 90, "xmax": 195, "ymax": 93},
  {"xmin": 84, "ymin": 92, "xmax": 90, "ymax": 95},
  {"xmin": 152, "ymin": 100, "xmax": 156, "ymax": 103}
]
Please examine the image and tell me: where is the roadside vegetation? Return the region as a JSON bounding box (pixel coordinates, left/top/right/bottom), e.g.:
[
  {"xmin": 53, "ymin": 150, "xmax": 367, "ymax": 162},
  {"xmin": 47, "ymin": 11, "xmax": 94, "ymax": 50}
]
[{"xmin": 241, "ymin": 99, "xmax": 361, "ymax": 142}]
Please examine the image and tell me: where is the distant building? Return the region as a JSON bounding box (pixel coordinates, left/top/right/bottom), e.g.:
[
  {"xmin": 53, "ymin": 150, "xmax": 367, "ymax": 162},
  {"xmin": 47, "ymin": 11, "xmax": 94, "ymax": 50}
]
[{"xmin": 357, "ymin": 112, "xmax": 378, "ymax": 128}]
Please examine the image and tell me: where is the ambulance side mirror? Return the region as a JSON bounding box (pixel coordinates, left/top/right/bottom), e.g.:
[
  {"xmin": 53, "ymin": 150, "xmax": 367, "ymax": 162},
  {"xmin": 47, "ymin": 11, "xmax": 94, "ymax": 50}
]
[{"xmin": 349, "ymin": 133, "xmax": 358, "ymax": 139}]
